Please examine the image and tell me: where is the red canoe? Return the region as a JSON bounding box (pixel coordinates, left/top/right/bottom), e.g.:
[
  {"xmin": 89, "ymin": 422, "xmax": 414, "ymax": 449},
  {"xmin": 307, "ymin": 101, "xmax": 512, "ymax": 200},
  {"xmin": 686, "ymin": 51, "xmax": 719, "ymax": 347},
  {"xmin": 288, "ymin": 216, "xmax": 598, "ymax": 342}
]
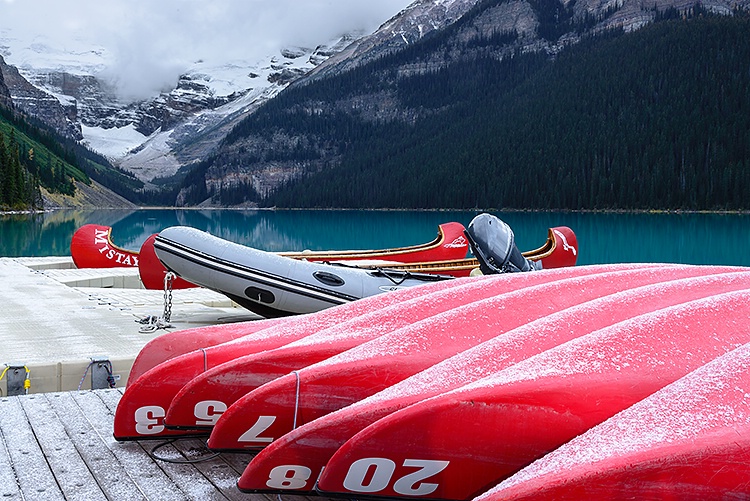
[
  {"xmin": 315, "ymin": 288, "xmax": 750, "ymax": 501},
  {"xmin": 114, "ymin": 273, "xmax": 489, "ymax": 440},
  {"xmin": 483, "ymin": 341, "xmax": 750, "ymax": 500},
  {"xmin": 139, "ymin": 224, "xmax": 578, "ymax": 289},
  {"xmin": 163, "ymin": 263, "xmax": 614, "ymax": 432},
  {"xmin": 137, "ymin": 221, "xmax": 472, "ymax": 289},
  {"xmin": 235, "ymin": 268, "xmax": 750, "ymax": 494},
  {"xmin": 127, "ymin": 316, "xmax": 292, "ymax": 385},
  {"xmin": 70, "ymin": 224, "xmax": 141, "ymax": 268},
  {"xmin": 204, "ymin": 264, "xmax": 704, "ymax": 453}
]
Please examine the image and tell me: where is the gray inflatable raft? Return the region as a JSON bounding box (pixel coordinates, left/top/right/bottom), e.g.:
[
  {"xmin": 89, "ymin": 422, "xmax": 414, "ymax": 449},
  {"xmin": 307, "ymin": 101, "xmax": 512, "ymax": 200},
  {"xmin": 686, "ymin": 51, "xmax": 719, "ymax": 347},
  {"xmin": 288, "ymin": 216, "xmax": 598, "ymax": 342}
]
[{"xmin": 153, "ymin": 226, "xmax": 451, "ymax": 318}]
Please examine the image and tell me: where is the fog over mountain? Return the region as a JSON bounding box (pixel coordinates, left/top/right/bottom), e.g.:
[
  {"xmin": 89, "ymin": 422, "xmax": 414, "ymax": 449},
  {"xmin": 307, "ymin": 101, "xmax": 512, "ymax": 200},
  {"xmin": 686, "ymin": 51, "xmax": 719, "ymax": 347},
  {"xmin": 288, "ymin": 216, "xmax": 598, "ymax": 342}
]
[
  {"xmin": 0, "ymin": 0, "xmax": 413, "ymax": 184},
  {"xmin": 1, "ymin": 0, "xmax": 412, "ymax": 102}
]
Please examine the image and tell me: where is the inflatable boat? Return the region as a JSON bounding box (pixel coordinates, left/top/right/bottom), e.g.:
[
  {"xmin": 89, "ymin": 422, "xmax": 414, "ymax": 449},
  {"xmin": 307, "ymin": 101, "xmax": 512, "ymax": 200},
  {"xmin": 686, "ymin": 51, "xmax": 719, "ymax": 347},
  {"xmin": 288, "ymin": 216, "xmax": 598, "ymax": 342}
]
[
  {"xmin": 235, "ymin": 268, "xmax": 750, "ymax": 495},
  {"xmin": 315, "ymin": 288, "xmax": 750, "ymax": 501},
  {"xmin": 152, "ymin": 217, "xmax": 578, "ymax": 317}
]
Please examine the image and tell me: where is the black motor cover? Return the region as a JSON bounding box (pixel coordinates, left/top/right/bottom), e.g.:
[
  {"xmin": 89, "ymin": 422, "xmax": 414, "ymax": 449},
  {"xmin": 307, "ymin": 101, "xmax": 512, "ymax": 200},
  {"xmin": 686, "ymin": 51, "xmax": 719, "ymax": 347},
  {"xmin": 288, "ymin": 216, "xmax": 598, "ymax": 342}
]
[{"xmin": 465, "ymin": 213, "xmax": 541, "ymax": 274}]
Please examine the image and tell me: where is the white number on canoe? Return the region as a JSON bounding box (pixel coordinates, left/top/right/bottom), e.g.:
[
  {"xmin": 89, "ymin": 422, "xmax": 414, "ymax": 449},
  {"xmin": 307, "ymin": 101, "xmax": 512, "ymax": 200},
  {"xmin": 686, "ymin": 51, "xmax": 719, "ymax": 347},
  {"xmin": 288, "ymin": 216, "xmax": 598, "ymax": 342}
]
[
  {"xmin": 194, "ymin": 400, "xmax": 227, "ymax": 426},
  {"xmin": 266, "ymin": 465, "xmax": 313, "ymax": 489},
  {"xmin": 238, "ymin": 415, "xmax": 276, "ymax": 443},
  {"xmin": 394, "ymin": 459, "xmax": 450, "ymax": 496},
  {"xmin": 134, "ymin": 405, "xmax": 165, "ymax": 435},
  {"xmin": 343, "ymin": 458, "xmax": 450, "ymax": 496}
]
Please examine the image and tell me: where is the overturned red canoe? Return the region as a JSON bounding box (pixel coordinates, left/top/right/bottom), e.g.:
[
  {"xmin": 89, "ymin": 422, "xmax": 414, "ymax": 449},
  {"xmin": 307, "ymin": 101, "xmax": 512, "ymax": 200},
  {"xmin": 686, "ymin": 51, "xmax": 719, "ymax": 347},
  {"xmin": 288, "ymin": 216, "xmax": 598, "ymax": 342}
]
[
  {"xmin": 114, "ymin": 273, "xmax": 488, "ymax": 441},
  {"xmin": 163, "ymin": 263, "xmax": 610, "ymax": 432},
  {"xmin": 127, "ymin": 316, "xmax": 293, "ymax": 385},
  {"xmin": 316, "ymin": 288, "xmax": 750, "ymax": 501},
  {"xmin": 236, "ymin": 268, "xmax": 750, "ymax": 495},
  {"xmin": 483, "ymin": 340, "xmax": 750, "ymax": 500},
  {"xmin": 205, "ymin": 264, "xmax": 696, "ymax": 453},
  {"xmin": 70, "ymin": 224, "xmax": 141, "ymax": 268}
]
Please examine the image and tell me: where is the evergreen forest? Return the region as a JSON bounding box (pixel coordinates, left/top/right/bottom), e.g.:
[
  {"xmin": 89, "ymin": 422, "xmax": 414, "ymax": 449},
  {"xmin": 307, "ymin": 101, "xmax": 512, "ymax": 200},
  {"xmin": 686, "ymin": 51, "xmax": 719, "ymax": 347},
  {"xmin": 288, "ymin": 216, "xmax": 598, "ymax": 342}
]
[
  {"xmin": 215, "ymin": 13, "xmax": 750, "ymax": 210},
  {"xmin": 0, "ymin": 104, "xmax": 151, "ymax": 210}
]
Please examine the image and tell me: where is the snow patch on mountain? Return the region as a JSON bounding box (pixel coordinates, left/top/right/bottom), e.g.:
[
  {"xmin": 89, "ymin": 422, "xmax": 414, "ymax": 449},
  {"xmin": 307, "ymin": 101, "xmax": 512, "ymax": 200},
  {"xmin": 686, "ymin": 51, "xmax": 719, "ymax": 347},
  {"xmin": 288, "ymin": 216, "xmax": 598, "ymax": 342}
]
[{"xmin": 0, "ymin": 1, "xmax": 406, "ymax": 183}]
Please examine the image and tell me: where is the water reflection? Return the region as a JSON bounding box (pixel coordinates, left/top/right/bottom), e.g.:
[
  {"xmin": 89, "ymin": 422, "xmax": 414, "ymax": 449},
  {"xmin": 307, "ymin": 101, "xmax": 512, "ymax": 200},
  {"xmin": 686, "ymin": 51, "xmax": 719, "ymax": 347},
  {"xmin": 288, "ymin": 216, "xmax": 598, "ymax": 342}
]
[{"xmin": 1, "ymin": 209, "xmax": 749, "ymax": 266}]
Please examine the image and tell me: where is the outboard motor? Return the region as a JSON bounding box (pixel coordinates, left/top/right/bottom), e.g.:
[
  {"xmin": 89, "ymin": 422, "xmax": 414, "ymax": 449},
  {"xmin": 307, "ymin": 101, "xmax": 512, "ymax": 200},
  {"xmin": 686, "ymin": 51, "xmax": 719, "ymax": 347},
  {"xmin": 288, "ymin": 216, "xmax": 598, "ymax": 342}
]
[{"xmin": 465, "ymin": 213, "xmax": 541, "ymax": 274}]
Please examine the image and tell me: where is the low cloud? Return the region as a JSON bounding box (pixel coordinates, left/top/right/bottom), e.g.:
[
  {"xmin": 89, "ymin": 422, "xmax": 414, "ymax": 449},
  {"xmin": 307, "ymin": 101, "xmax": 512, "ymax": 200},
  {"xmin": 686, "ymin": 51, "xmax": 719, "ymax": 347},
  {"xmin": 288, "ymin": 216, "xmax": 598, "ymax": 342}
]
[{"xmin": 3, "ymin": 0, "xmax": 412, "ymax": 102}]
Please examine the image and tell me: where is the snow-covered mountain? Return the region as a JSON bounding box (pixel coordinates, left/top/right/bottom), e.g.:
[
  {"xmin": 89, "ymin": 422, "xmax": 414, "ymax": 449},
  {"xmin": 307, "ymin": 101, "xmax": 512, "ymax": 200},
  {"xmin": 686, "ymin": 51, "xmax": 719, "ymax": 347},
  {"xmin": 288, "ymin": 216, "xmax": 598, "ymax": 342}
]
[
  {"xmin": 0, "ymin": 27, "xmax": 363, "ymax": 185},
  {"xmin": 0, "ymin": 0, "xmax": 489, "ymax": 192}
]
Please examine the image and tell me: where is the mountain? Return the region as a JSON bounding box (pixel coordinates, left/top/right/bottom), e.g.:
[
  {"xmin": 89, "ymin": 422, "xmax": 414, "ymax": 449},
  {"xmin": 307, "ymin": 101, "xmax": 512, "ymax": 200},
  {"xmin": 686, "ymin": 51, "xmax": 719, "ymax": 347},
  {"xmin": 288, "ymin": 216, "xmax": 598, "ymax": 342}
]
[
  {"xmin": 4, "ymin": 0, "xmax": 749, "ymax": 210},
  {"xmin": 186, "ymin": 0, "xmax": 750, "ymax": 211},
  {"xmin": 0, "ymin": 26, "xmax": 367, "ymax": 190}
]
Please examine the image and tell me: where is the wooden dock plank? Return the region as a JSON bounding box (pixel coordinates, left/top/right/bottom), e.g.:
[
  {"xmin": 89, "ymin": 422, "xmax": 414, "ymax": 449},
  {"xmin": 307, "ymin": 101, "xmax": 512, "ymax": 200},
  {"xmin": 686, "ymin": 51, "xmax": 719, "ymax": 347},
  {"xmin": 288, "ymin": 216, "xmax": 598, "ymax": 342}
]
[
  {"xmin": 169, "ymin": 438, "xmax": 254, "ymax": 501},
  {"xmin": 0, "ymin": 396, "xmax": 65, "ymax": 500},
  {"xmin": 45, "ymin": 392, "xmax": 148, "ymax": 500},
  {"xmin": 0, "ymin": 400, "xmax": 23, "ymax": 501},
  {"xmin": 1, "ymin": 388, "xmax": 341, "ymax": 500},
  {"xmin": 19, "ymin": 394, "xmax": 107, "ymax": 501},
  {"xmin": 85, "ymin": 388, "xmax": 231, "ymax": 500},
  {"xmin": 71, "ymin": 389, "xmax": 188, "ymax": 501}
]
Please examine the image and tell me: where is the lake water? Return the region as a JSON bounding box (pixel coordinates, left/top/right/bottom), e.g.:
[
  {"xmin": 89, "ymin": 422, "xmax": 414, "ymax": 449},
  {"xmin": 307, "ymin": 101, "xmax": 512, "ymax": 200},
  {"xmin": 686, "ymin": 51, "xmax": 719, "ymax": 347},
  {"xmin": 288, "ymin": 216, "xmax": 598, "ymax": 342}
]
[{"xmin": 1, "ymin": 208, "xmax": 749, "ymax": 266}]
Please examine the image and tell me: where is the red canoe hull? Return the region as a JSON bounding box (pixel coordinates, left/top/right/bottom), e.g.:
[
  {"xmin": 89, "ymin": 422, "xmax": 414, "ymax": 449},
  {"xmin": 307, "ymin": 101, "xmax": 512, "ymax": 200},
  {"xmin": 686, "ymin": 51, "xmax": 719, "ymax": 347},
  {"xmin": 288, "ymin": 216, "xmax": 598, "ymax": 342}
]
[
  {"xmin": 114, "ymin": 274, "xmax": 485, "ymax": 440},
  {"xmin": 236, "ymin": 268, "xmax": 750, "ymax": 494},
  {"xmin": 164, "ymin": 264, "xmax": 608, "ymax": 432},
  {"xmin": 316, "ymin": 289, "xmax": 750, "ymax": 500},
  {"xmin": 483, "ymin": 342, "xmax": 750, "ymax": 500},
  {"xmin": 127, "ymin": 316, "xmax": 291, "ymax": 385},
  {"xmin": 205, "ymin": 264, "xmax": 708, "ymax": 453}
]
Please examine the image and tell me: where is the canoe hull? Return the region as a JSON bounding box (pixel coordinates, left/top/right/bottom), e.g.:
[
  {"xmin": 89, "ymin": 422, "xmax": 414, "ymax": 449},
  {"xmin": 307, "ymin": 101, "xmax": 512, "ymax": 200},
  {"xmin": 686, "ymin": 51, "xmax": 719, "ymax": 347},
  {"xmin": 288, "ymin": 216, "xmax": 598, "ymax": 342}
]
[
  {"xmin": 206, "ymin": 265, "xmax": 712, "ymax": 453},
  {"xmin": 316, "ymin": 289, "xmax": 750, "ymax": 500},
  {"xmin": 235, "ymin": 267, "xmax": 750, "ymax": 494}
]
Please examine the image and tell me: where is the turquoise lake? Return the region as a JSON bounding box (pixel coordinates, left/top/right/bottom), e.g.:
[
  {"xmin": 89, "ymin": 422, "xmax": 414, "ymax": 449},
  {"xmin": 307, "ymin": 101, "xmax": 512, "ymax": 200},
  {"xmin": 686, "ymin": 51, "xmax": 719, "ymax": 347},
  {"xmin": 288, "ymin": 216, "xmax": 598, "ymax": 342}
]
[{"xmin": 1, "ymin": 209, "xmax": 749, "ymax": 266}]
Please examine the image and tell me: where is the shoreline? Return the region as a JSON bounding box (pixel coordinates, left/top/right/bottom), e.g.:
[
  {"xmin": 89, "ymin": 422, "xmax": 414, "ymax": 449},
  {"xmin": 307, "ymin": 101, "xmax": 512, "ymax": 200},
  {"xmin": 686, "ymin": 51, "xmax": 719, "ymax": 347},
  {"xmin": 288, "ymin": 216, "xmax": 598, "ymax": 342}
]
[{"xmin": 4, "ymin": 206, "xmax": 750, "ymax": 216}]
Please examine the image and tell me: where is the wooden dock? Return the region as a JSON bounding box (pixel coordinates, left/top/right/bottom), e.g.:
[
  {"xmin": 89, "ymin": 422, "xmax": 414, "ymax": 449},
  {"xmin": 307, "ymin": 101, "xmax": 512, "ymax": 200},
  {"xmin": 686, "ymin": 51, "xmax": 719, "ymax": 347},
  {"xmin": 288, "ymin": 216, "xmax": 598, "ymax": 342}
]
[{"xmin": 0, "ymin": 388, "xmax": 330, "ymax": 500}]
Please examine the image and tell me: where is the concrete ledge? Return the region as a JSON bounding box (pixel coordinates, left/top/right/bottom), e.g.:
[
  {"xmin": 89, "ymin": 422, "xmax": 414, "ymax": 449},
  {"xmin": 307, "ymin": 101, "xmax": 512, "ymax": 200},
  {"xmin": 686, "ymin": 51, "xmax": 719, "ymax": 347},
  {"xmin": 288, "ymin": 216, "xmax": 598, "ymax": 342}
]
[{"xmin": 2, "ymin": 356, "xmax": 135, "ymax": 395}]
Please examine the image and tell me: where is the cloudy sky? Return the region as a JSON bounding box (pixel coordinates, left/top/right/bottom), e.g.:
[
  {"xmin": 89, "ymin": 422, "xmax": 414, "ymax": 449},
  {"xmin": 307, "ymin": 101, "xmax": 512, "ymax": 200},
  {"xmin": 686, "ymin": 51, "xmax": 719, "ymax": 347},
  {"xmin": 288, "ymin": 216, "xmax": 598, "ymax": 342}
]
[{"xmin": 1, "ymin": 0, "xmax": 413, "ymax": 100}]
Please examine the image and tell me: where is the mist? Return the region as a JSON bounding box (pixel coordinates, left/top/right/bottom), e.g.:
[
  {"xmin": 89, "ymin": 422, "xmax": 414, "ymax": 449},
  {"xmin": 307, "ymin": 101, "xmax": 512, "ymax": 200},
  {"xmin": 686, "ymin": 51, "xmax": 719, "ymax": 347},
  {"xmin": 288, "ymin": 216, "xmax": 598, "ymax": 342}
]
[{"xmin": 2, "ymin": 0, "xmax": 413, "ymax": 102}]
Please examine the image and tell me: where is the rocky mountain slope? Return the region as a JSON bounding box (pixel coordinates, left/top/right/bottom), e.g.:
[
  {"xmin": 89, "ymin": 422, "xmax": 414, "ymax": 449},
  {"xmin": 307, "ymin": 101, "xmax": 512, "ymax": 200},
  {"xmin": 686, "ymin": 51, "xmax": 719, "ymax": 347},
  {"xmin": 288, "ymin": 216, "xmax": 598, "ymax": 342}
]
[
  {"xmin": 190, "ymin": 0, "xmax": 749, "ymax": 208},
  {"xmin": 3, "ymin": 0, "xmax": 749, "ymax": 209},
  {"xmin": 0, "ymin": 28, "xmax": 365, "ymax": 188}
]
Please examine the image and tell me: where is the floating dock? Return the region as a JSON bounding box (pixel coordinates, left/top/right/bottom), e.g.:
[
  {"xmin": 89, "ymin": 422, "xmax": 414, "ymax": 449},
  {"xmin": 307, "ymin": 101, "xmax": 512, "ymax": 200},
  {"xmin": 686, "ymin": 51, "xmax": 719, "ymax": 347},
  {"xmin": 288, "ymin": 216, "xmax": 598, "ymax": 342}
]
[{"xmin": 1, "ymin": 257, "xmax": 260, "ymax": 394}]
